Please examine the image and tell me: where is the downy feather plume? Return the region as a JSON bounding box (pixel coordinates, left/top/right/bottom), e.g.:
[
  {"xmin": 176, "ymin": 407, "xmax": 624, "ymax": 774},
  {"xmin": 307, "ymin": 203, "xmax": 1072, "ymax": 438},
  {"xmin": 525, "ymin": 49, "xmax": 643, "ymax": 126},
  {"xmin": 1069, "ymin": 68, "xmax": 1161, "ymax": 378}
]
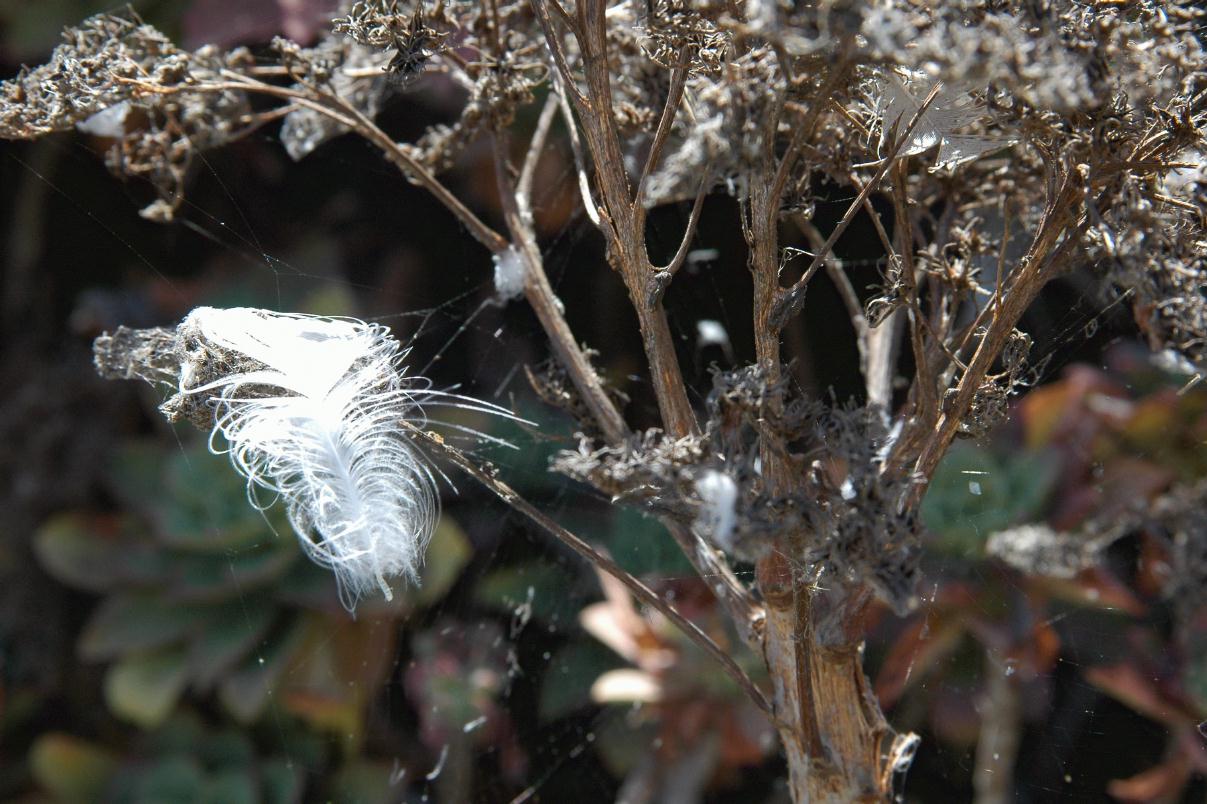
[
  {"xmin": 875, "ymin": 68, "xmax": 1015, "ymax": 171},
  {"xmin": 176, "ymin": 306, "xmax": 513, "ymax": 610}
]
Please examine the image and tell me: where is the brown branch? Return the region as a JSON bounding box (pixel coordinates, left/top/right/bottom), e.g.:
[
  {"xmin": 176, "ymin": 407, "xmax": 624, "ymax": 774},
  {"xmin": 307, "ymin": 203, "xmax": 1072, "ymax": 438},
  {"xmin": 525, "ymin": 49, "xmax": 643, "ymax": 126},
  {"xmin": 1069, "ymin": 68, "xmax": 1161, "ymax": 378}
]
[
  {"xmin": 530, "ymin": 0, "xmax": 586, "ymax": 108},
  {"xmin": 539, "ymin": 0, "xmax": 696, "ymax": 438},
  {"xmin": 634, "ymin": 57, "xmax": 690, "ymax": 223},
  {"xmin": 517, "ymin": 91, "xmax": 560, "ymax": 209},
  {"xmin": 406, "ymin": 423, "xmax": 775, "ymax": 720},
  {"xmin": 892, "ymin": 160, "xmax": 936, "ymax": 420},
  {"xmin": 491, "ymin": 131, "xmax": 630, "ymax": 443},
  {"xmin": 527, "ymin": 0, "xmax": 754, "ymax": 626},
  {"xmin": 647, "ymin": 173, "xmax": 709, "ymax": 309}
]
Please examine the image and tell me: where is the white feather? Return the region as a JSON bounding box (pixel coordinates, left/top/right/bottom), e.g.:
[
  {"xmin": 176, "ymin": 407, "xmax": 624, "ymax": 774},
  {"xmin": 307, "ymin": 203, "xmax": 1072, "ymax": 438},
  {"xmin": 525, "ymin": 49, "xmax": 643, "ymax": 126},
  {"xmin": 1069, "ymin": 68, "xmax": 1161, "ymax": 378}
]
[
  {"xmin": 178, "ymin": 306, "xmax": 503, "ymax": 610},
  {"xmin": 876, "ymin": 68, "xmax": 1015, "ymax": 171}
]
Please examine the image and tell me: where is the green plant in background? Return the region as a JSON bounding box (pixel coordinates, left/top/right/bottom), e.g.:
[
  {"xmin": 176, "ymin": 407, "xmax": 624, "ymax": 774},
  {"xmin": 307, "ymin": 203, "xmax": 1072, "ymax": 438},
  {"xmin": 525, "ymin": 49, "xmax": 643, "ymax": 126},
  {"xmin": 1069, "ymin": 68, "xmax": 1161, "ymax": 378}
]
[
  {"xmin": 921, "ymin": 441, "xmax": 1059, "ymax": 558},
  {"xmin": 879, "ymin": 348, "xmax": 1207, "ymax": 799},
  {"xmin": 32, "ymin": 441, "xmax": 471, "ymax": 779},
  {"xmin": 28, "ymin": 713, "xmax": 309, "ymax": 804}
]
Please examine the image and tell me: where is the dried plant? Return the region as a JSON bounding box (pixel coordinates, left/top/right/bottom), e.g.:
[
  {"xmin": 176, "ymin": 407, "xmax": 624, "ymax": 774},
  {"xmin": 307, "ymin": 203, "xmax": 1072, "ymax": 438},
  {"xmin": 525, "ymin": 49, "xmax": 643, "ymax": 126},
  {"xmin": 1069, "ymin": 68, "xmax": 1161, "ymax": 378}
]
[{"xmin": 5, "ymin": 0, "xmax": 1206, "ymax": 800}]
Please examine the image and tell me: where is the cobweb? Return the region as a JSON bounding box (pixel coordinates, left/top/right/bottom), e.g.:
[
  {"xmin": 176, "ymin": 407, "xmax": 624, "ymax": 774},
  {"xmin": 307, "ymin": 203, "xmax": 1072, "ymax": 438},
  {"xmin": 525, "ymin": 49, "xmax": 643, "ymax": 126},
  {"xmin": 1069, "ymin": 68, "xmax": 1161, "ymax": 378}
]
[{"xmin": 2, "ymin": 23, "xmax": 1205, "ymax": 804}]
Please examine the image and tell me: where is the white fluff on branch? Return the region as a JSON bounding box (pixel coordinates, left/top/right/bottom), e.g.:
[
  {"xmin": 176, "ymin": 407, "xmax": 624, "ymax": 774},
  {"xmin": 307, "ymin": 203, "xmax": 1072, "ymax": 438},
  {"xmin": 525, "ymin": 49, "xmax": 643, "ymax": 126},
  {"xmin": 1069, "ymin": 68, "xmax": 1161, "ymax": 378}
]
[
  {"xmin": 492, "ymin": 245, "xmax": 527, "ymax": 302},
  {"xmin": 694, "ymin": 469, "xmax": 739, "ymax": 553},
  {"xmin": 178, "ymin": 306, "xmax": 513, "ymax": 610}
]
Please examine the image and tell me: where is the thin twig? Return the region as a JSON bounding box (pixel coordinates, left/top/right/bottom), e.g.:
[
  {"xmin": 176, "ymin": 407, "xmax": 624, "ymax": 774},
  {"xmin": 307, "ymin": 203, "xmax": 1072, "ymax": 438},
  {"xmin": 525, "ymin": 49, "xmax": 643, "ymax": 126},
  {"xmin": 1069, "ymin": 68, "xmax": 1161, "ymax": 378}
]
[
  {"xmin": 835, "ymin": 168, "xmax": 905, "ymax": 411},
  {"xmin": 518, "ymin": 92, "xmax": 560, "ymax": 210},
  {"xmin": 406, "ymin": 424, "xmax": 775, "ymax": 719},
  {"xmin": 799, "ymin": 219, "xmax": 869, "ymax": 353},
  {"xmin": 843, "ymin": 168, "xmax": 897, "ymax": 261},
  {"xmin": 954, "ymin": 211, "xmax": 1012, "ymax": 357},
  {"xmin": 532, "ymin": 0, "xmax": 752, "ymax": 621},
  {"xmin": 491, "ymin": 130, "xmax": 630, "ymax": 443},
  {"xmin": 647, "ymin": 172, "xmax": 709, "ymax": 308},
  {"xmin": 772, "ymin": 84, "xmax": 942, "ymax": 328},
  {"xmin": 164, "ymin": 70, "xmax": 511, "ymax": 253},
  {"xmin": 530, "ymin": 0, "xmax": 586, "ymax": 107},
  {"xmin": 634, "ymin": 57, "xmax": 690, "ymax": 219},
  {"xmin": 907, "ymin": 175, "xmax": 1086, "ymax": 505},
  {"xmin": 552, "ymin": 73, "xmax": 602, "ymax": 226}
]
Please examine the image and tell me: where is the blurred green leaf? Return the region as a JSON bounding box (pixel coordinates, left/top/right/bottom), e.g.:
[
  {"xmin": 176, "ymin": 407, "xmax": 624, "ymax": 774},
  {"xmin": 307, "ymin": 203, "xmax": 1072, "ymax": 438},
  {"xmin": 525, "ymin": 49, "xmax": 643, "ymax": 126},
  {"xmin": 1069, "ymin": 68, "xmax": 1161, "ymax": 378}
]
[
  {"xmin": 29, "ymin": 733, "xmax": 117, "ymax": 802},
  {"xmin": 157, "ymin": 449, "xmax": 275, "ymax": 551},
  {"xmin": 34, "ymin": 513, "xmax": 164, "ymax": 593},
  {"xmin": 104, "ymin": 647, "xmax": 192, "ymax": 729},
  {"xmin": 166, "ymin": 544, "xmax": 298, "ymax": 604},
  {"xmin": 275, "ymin": 558, "xmax": 344, "ymax": 611},
  {"xmin": 579, "ymin": 507, "xmax": 695, "ymax": 577},
  {"xmin": 475, "ymin": 406, "xmax": 568, "ymax": 495},
  {"xmin": 921, "ymin": 442, "xmax": 1059, "ymax": 556},
  {"xmin": 219, "ymin": 618, "xmax": 308, "ymax": 724},
  {"xmin": 198, "ymin": 769, "xmax": 257, "ymax": 804},
  {"xmin": 196, "ymin": 728, "xmax": 255, "ymax": 768},
  {"xmin": 592, "ymin": 713, "xmax": 659, "ymax": 778},
  {"xmin": 539, "ymin": 641, "xmax": 623, "ymax": 721},
  {"xmin": 1185, "ymin": 648, "xmax": 1207, "ymax": 714},
  {"xmin": 80, "ymin": 593, "xmax": 212, "ymax": 661},
  {"xmin": 260, "ymin": 758, "xmax": 305, "ymax": 804},
  {"xmin": 411, "ymin": 517, "xmax": 472, "ymax": 608},
  {"xmin": 134, "ymin": 756, "xmax": 205, "ymax": 803},
  {"xmin": 186, "ymin": 599, "xmax": 278, "ymax": 689},
  {"xmin": 144, "ymin": 711, "xmax": 208, "ymax": 757},
  {"xmin": 107, "ymin": 441, "xmax": 167, "ymax": 508},
  {"xmin": 475, "ymin": 561, "xmax": 583, "ymax": 626}
]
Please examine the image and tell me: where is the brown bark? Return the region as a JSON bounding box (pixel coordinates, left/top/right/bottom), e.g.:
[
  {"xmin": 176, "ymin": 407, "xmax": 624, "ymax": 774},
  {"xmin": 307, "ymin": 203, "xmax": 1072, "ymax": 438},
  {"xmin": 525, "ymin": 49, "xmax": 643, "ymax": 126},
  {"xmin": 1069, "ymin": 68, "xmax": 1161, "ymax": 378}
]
[{"xmin": 748, "ymin": 178, "xmax": 913, "ymax": 801}]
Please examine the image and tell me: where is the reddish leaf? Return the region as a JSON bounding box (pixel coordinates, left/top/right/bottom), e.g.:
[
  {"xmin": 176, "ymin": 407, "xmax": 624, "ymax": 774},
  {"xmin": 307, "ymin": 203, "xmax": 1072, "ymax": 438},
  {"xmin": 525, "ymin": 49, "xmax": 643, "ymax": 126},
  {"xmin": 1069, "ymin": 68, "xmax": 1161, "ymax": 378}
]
[
  {"xmin": 182, "ymin": 0, "xmax": 339, "ymax": 49},
  {"xmin": 1019, "ymin": 366, "xmax": 1124, "ymax": 449},
  {"xmin": 1085, "ymin": 664, "xmax": 1196, "ymax": 729},
  {"xmin": 1107, "ymin": 753, "xmax": 1191, "ymax": 802},
  {"xmin": 875, "ymin": 613, "xmax": 965, "ymax": 708},
  {"xmin": 1036, "ymin": 567, "xmax": 1148, "ymax": 616},
  {"xmin": 1136, "ymin": 531, "xmax": 1174, "ymax": 599},
  {"xmin": 1001, "ymin": 620, "xmax": 1062, "ymax": 678}
]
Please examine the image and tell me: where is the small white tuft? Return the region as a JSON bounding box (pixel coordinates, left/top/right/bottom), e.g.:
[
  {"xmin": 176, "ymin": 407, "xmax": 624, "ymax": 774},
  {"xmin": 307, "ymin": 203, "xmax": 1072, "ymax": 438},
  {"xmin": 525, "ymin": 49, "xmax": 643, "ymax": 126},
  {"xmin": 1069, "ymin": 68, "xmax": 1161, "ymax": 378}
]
[
  {"xmin": 695, "ymin": 469, "xmax": 739, "ymax": 552},
  {"xmin": 492, "ymin": 245, "xmax": 527, "ymax": 302},
  {"xmin": 77, "ymin": 102, "xmax": 131, "ymax": 138},
  {"xmin": 1161, "ymin": 149, "xmax": 1206, "ymax": 197},
  {"xmin": 696, "ymin": 319, "xmax": 735, "ymax": 363}
]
